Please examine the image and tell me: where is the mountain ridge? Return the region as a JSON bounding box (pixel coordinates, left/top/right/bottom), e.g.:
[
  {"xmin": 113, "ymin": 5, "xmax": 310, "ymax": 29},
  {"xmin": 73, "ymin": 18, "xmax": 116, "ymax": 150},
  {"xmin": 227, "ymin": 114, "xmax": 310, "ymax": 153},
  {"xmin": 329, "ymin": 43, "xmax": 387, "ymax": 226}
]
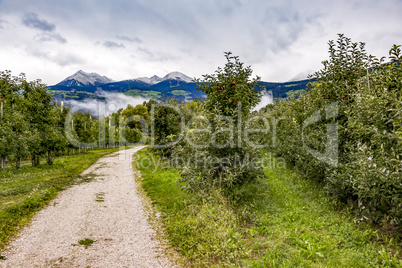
[
  {"xmin": 49, "ymin": 70, "xmax": 311, "ymax": 102},
  {"xmin": 57, "ymin": 70, "xmax": 115, "ymax": 87}
]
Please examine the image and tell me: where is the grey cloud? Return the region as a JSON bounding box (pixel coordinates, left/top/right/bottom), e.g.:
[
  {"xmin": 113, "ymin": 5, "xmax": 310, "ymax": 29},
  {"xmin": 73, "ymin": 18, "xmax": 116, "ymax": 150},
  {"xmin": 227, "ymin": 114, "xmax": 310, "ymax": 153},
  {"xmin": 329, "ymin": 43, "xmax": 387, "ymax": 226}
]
[
  {"xmin": 116, "ymin": 35, "xmax": 142, "ymax": 43},
  {"xmin": 22, "ymin": 13, "xmax": 55, "ymax": 32},
  {"xmin": 215, "ymin": 0, "xmax": 242, "ymax": 15},
  {"xmin": 0, "ymin": 19, "xmax": 7, "ymax": 29},
  {"xmin": 29, "ymin": 48, "xmax": 84, "ymax": 66},
  {"xmin": 136, "ymin": 47, "xmax": 178, "ymax": 62},
  {"xmin": 137, "ymin": 47, "xmax": 154, "ymax": 58},
  {"xmin": 53, "ymin": 54, "xmax": 84, "ymax": 66},
  {"xmin": 103, "ymin": 41, "xmax": 125, "ymax": 49},
  {"xmin": 36, "ymin": 32, "xmax": 67, "ymax": 43},
  {"xmin": 260, "ymin": 8, "xmax": 317, "ymax": 53}
]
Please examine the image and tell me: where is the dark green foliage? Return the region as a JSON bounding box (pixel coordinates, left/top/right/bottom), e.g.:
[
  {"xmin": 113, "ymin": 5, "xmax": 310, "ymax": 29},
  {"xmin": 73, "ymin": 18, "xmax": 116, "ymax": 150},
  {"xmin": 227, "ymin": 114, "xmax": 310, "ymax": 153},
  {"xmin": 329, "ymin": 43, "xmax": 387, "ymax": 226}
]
[
  {"xmin": 148, "ymin": 98, "xmax": 184, "ymax": 151},
  {"xmin": 0, "ymin": 71, "xmax": 68, "ymax": 167},
  {"xmin": 175, "ymin": 53, "xmax": 265, "ymax": 190}
]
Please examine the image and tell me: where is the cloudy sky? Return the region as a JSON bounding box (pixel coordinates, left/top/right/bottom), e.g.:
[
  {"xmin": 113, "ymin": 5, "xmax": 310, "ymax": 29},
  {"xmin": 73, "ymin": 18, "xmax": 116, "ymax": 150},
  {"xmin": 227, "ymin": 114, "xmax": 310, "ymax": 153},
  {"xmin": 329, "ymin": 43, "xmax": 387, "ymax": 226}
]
[{"xmin": 0, "ymin": 0, "xmax": 401, "ymax": 85}]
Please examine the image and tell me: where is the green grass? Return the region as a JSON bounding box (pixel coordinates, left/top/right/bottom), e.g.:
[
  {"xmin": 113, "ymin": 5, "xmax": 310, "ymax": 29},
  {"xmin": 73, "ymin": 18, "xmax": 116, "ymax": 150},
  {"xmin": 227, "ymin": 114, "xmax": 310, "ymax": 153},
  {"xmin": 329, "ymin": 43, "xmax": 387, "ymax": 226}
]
[
  {"xmin": 95, "ymin": 192, "xmax": 105, "ymax": 202},
  {"xmin": 0, "ymin": 147, "xmax": 120, "ymax": 250},
  {"xmin": 170, "ymin": 90, "xmax": 190, "ymax": 96},
  {"xmin": 286, "ymin": 89, "xmax": 305, "ymax": 97},
  {"xmin": 124, "ymin": 89, "xmax": 162, "ymax": 98},
  {"xmin": 134, "ymin": 149, "xmax": 402, "ymax": 267},
  {"xmin": 78, "ymin": 238, "xmax": 95, "ymax": 249}
]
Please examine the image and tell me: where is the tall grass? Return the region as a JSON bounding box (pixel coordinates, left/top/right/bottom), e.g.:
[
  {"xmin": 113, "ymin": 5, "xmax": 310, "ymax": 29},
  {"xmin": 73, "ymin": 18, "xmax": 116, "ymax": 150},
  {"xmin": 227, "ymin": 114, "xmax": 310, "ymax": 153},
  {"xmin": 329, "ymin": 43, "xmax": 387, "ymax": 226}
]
[{"xmin": 135, "ymin": 149, "xmax": 402, "ymax": 267}]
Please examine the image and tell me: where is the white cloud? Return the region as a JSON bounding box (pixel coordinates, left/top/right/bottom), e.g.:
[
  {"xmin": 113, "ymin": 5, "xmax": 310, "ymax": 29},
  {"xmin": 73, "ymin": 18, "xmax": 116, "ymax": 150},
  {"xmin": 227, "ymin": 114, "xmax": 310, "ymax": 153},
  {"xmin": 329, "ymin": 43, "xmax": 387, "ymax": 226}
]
[
  {"xmin": 63, "ymin": 92, "xmax": 150, "ymax": 116},
  {"xmin": 253, "ymin": 91, "xmax": 274, "ymax": 111}
]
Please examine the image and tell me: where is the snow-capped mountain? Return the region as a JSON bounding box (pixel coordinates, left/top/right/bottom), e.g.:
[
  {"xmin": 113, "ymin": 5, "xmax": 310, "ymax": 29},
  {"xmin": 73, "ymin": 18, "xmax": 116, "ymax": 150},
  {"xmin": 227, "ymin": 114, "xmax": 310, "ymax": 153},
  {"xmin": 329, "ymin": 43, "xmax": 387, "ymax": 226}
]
[
  {"xmin": 287, "ymin": 70, "xmax": 314, "ymax": 82},
  {"xmin": 134, "ymin": 71, "xmax": 193, "ymax": 85},
  {"xmin": 57, "ymin": 70, "xmax": 114, "ymax": 87},
  {"xmin": 162, "ymin": 71, "xmax": 193, "ymax": 83},
  {"xmin": 50, "ymin": 70, "xmax": 310, "ymax": 102},
  {"xmin": 135, "ymin": 75, "xmax": 163, "ymax": 85}
]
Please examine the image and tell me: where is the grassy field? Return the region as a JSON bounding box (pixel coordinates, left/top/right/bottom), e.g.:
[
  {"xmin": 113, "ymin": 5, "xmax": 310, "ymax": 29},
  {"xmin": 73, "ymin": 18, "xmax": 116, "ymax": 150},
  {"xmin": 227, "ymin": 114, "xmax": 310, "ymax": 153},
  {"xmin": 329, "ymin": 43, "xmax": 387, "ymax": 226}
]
[
  {"xmin": 170, "ymin": 90, "xmax": 190, "ymax": 96},
  {"xmin": 134, "ymin": 149, "xmax": 402, "ymax": 267},
  {"xmin": 285, "ymin": 88, "xmax": 305, "ymax": 98},
  {"xmin": 0, "ymin": 147, "xmax": 120, "ymax": 250},
  {"xmin": 124, "ymin": 89, "xmax": 162, "ymax": 98}
]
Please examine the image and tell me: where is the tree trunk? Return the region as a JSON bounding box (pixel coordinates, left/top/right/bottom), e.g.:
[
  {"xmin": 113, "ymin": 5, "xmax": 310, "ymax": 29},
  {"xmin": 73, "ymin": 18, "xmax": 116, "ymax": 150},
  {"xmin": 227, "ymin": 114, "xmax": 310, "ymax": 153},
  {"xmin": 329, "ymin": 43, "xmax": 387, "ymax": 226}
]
[
  {"xmin": 47, "ymin": 150, "xmax": 53, "ymax": 165},
  {"xmin": 1, "ymin": 158, "xmax": 5, "ymax": 169},
  {"xmin": 31, "ymin": 155, "xmax": 40, "ymax": 166},
  {"xmin": 15, "ymin": 156, "xmax": 21, "ymax": 168}
]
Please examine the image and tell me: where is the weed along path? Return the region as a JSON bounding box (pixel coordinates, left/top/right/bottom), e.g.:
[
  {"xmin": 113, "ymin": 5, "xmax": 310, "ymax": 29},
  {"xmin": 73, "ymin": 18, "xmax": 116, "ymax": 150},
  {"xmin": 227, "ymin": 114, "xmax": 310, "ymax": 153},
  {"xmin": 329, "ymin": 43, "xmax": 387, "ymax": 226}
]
[{"xmin": 0, "ymin": 146, "xmax": 173, "ymax": 267}]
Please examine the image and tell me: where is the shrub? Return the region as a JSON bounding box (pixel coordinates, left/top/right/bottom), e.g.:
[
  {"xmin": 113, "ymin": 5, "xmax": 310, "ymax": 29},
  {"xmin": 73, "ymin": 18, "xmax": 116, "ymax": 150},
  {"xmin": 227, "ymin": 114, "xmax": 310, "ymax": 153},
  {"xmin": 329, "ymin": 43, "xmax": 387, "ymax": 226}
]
[{"xmin": 174, "ymin": 52, "xmax": 265, "ymax": 191}]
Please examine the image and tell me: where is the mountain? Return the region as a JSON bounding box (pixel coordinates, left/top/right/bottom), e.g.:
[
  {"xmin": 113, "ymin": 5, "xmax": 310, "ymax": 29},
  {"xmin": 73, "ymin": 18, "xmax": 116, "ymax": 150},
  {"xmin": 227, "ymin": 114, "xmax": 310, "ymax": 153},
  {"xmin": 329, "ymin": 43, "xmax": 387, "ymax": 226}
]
[
  {"xmin": 56, "ymin": 70, "xmax": 114, "ymax": 87},
  {"xmin": 49, "ymin": 70, "xmax": 311, "ymax": 102},
  {"xmin": 134, "ymin": 71, "xmax": 193, "ymax": 85},
  {"xmin": 161, "ymin": 71, "xmax": 193, "ymax": 83},
  {"xmin": 49, "ymin": 71, "xmax": 202, "ymax": 101},
  {"xmin": 287, "ymin": 70, "xmax": 314, "ymax": 82},
  {"xmin": 135, "ymin": 75, "xmax": 163, "ymax": 85}
]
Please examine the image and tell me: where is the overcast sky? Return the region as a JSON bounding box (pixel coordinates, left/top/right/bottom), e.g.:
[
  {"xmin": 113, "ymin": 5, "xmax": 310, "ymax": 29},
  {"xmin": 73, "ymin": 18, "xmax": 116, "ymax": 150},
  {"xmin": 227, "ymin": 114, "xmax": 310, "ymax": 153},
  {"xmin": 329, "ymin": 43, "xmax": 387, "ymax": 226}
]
[{"xmin": 0, "ymin": 0, "xmax": 401, "ymax": 85}]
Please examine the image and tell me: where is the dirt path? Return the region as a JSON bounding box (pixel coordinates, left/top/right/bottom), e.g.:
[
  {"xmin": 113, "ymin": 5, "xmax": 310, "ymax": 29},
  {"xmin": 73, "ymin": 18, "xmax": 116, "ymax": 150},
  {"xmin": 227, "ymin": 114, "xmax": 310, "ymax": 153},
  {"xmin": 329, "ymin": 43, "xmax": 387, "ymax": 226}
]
[{"xmin": 1, "ymin": 146, "xmax": 174, "ymax": 267}]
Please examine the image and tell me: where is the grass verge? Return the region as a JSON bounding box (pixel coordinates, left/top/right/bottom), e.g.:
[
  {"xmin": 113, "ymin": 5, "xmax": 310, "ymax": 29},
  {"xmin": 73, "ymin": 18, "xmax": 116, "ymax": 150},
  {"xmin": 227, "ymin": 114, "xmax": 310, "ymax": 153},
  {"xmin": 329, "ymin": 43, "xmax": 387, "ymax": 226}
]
[
  {"xmin": 0, "ymin": 147, "xmax": 120, "ymax": 250},
  {"xmin": 134, "ymin": 149, "xmax": 402, "ymax": 267}
]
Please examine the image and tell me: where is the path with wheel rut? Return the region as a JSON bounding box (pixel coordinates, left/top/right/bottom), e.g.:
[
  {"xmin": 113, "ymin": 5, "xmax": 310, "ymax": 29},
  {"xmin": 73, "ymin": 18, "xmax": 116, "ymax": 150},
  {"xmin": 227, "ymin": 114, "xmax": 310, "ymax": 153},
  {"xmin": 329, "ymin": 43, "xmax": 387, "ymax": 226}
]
[{"xmin": 0, "ymin": 146, "xmax": 174, "ymax": 268}]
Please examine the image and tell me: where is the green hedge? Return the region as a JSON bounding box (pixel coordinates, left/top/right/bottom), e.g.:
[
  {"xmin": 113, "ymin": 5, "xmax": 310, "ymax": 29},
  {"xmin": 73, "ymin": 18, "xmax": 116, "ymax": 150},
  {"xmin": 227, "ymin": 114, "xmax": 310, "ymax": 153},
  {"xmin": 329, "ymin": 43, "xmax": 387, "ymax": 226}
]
[{"xmin": 263, "ymin": 35, "xmax": 402, "ymax": 233}]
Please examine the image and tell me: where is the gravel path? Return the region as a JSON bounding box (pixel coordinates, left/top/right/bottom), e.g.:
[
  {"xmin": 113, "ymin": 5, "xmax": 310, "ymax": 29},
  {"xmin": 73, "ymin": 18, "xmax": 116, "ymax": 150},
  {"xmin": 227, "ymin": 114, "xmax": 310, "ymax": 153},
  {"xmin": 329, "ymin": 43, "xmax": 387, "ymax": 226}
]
[{"xmin": 1, "ymin": 146, "xmax": 174, "ymax": 268}]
